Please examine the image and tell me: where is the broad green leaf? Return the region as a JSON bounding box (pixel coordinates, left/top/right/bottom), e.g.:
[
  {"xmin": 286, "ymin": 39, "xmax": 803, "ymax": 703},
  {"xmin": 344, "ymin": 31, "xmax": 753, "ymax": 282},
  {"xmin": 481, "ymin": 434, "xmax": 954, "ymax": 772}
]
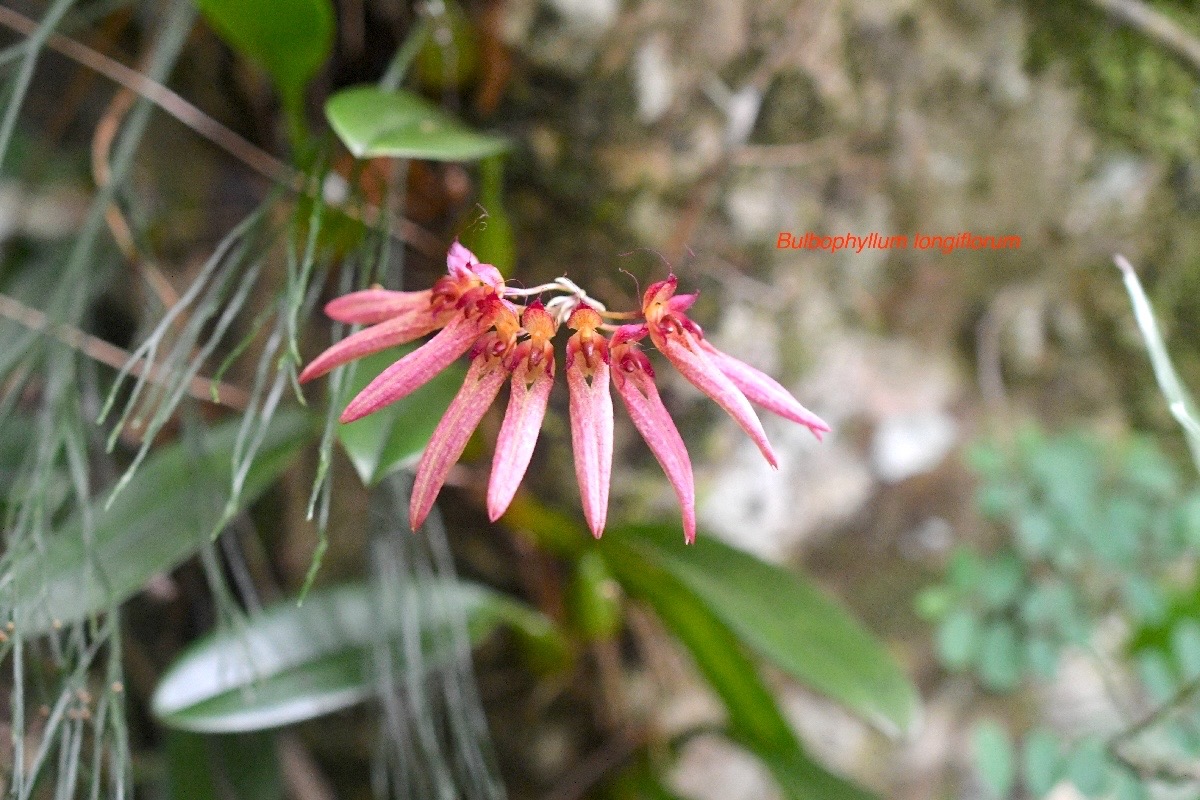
[
  {"xmin": 153, "ymin": 580, "xmax": 540, "ymax": 732},
  {"xmin": 611, "ymin": 524, "xmax": 919, "ymax": 737},
  {"xmin": 5, "ymin": 412, "xmax": 312, "ymax": 635},
  {"xmin": 972, "ymin": 719, "xmax": 1014, "ymax": 798},
  {"xmin": 326, "ymin": 86, "xmax": 509, "ymax": 161},
  {"xmin": 603, "ymin": 540, "xmax": 874, "ymax": 800},
  {"xmin": 165, "ymin": 730, "xmax": 221, "ymax": 800},
  {"xmin": 195, "ymin": 0, "xmax": 333, "ymax": 122},
  {"xmin": 336, "ymin": 344, "xmax": 465, "ymax": 485}
]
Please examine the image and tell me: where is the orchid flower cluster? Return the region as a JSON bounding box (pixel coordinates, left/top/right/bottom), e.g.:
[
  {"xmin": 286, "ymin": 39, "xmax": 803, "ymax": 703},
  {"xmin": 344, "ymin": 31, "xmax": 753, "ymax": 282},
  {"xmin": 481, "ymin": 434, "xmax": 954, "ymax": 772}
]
[{"xmin": 300, "ymin": 243, "xmax": 829, "ymax": 543}]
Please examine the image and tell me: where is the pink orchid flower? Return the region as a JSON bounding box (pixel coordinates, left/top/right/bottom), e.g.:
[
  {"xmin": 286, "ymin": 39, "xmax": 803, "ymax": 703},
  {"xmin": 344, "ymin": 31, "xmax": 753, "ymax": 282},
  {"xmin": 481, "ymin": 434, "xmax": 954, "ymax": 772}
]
[
  {"xmin": 641, "ymin": 275, "xmax": 829, "ymax": 469},
  {"xmin": 301, "ymin": 242, "xmax": 829, "ymax": 542}
]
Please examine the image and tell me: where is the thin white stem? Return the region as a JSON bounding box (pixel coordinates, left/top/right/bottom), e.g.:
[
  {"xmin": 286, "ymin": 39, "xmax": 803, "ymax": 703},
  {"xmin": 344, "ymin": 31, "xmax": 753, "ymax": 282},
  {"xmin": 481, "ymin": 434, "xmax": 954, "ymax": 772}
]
[
  {"xmin": 501, "ymin": 275, "xmax": 615, "ymax": 329},
  {"xmin": 552, "ymin": 277, "xmax": 607, "ymax": 311},
  {"xmin": 500, "ymin": 282, "xmax": 565, "ymax": 298}
]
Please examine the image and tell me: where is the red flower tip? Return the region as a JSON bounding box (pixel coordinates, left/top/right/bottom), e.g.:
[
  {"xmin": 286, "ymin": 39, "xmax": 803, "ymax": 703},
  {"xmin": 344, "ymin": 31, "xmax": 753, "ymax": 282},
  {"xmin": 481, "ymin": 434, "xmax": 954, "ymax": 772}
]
[
  {"xmin": 610, "ymin": 323, "xmax": 649, "ymax": 348},
  {"xmin": 642, "ymin": 275, "xmax": 677, "ymax": 312}
]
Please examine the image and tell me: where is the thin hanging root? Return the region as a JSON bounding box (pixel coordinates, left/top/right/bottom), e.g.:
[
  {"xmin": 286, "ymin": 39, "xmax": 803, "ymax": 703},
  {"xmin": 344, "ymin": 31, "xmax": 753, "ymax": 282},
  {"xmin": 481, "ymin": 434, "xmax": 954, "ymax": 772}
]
[
  {"xmin": 0, "ymin": 292, "xmax": 248, "ymax": 409},
  {"xmin": 91, "ymin": 80, "xmax": 180, "ymax": 310}
]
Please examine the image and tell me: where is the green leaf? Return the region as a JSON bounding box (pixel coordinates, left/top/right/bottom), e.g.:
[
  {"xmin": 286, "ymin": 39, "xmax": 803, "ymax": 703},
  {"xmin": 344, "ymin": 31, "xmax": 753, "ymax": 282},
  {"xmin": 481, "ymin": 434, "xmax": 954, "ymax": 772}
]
[
  {"xmin": 1023, "ymin": 636, "xmax": 1059, "ymax": 679},
  {"xmin": 195, "ymin": 0, "xmax": 333, "ymax": 121},
  {"xmin": 1113, "ymin": 769, "xmax": 1149, "ymax": 800},
  {"xmin": 914, "ymin": 586, "xmax": 953, "ymax": 621},
  {"xmin": 978, "ymin": 553, "xmax": 1025, "ymax": 611},
  {"xmin": 965, "ymin": 441, "xmax": 1006, "ymax": 478},
  {"xmin": 567, "ymin": 551, "xmax": 623, "ymax": 641},
  {"xmin": 608, "ymin": 524, "xmax": 919, "ymax": 738},
  {"xmin": 972, "ymin": 719, "xmax": 1015, "ymax": 798},
  {"xmin": 1174, "ymin": 494, "xmax": 1200, "ymax": 547},
  {"xmin": 602, "ymin": 539, "xmax": 874, "ymax": 800},
  {"xmin": 1022, "ymin": 729, "xmax": 1063, "ymax": 797},
  {"xmin": 326, "ymin": 86, "xmax": 509, "ymax": 161},
  {"xmin": 153, "ymin": 580, "xmax": 538, "ymax": 732},
  {"xmin": 609, "ymin": 759, "xmax": 689, "ymax": 800},
  {"xmin": 1015, "ymin": 510, "xmax": 1056, "ymax": 557},
  {"xmin": 5, "ymin": 412, "xmax": 312, "ymax": 635},
  {"xmin": 976, "ymin": 482, "xmax": 1021, "ymax": 520},
  {"xmin": 1124, "ymin": 575, "xmax": 1168, "ymax": 625},
  {"xmin": 413, "ymin": 2, "xmax": 481, "ymax": 91},
  {"xmin": 978, "ymin": 621, "xmax": 1023, "ymax": 692},
  {"xmin": 336, "ymin": 344, "xmax": 465, "ymax": 485},
  {"xmin": 1135, "ymin": 649, "xmax": 1177, "ymax": 703},
  {"xmin": 947, "ymin": 548, "xmax": 986, "ymax": 594},
  {"xmin": 1121, "ymin": 437, "xmax": 1179, "ymax": 499},
  {"xmin": 1065, "ymin": 736, "xmax": 1111, "ymax": 798},
  {"xmin": 1171, "ymin": 618, "xmax": 1200, "ymax": 680},
  {"xmin": 937, "ymin": 609, "xmax": 980, "ymax": 670}
]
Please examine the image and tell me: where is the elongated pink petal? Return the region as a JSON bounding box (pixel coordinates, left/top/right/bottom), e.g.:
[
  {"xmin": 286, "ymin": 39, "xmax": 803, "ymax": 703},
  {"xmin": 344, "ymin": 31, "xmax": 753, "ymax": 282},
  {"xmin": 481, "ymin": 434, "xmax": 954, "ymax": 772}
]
[
  {"xmin": 488, "ymin": 362, "xmax": 554, "ymax": 521},
  {"xmin": 614, "ymin": 366, "xmax": 696, "ymax": 544},
  {"xmin": 410, "ymin": 358, "xmax": 507, "ymax": 530},
  {"xmin": 698, "ymin": 341, "xmax": 831, "ymax": 440},
  {"xmin": 340, "ymin": 316, "xmax": 480, "ymax": 423},
  {"xmin": 299, "ymin": 314, "xmax": 440, "ymax": 383},
  {"xmin": 324, "ymin": 288, "xmax": 433, "ymax": 324},
  {"xmin": 651, "ymin": 329, "xmax": 779, "ymax": 468},
  {"xmin": 568, "ymin": 361, "xmax": 614, "ymax": 538}
]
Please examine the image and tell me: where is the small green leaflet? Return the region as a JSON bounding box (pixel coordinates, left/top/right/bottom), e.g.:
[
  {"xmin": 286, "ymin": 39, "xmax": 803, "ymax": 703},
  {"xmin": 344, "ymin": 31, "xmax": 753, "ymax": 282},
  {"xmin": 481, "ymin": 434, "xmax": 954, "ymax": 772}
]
[
  {"xmin": 195, "ymin": 0, "xmax": 333, "ymax": 118},
  {"xmin": 326, "ymin": 86, "xmax": 509, "ymax": 161}
]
